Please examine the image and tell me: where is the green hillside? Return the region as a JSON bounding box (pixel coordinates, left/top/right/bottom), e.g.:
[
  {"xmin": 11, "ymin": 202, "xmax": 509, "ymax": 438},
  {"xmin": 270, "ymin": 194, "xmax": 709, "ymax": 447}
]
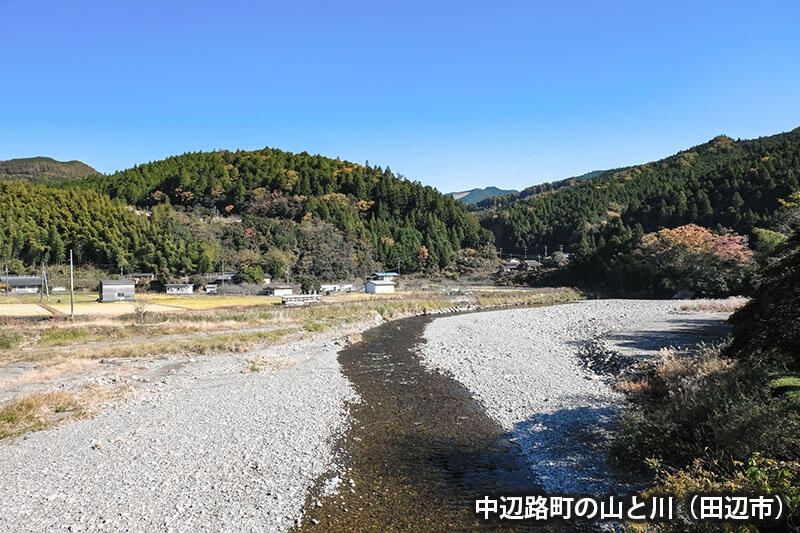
[
  {"xmin": 486, "ymin": 128, "xmax": 800, "ymax": 290},
  {"xmin": 487, "ymin": 129, "xmax": 800, "ymax": 249},
  {"xmin": 0, "ymin": 157, "xmax": 99, "ymax": 184},
  {"xmin": 446, "ymin": 186, "xmax": 516, "ymax": 204},
  {"xmin": 1, "ymin": 148, "xmax": 491, "ymax": 282}
]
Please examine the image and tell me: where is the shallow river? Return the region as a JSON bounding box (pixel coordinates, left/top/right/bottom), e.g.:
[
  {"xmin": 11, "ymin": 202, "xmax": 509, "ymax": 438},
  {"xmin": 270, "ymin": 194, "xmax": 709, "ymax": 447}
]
[{"xmin": 296, "ymin": 314, "xmax": 572, "ymax": 532}]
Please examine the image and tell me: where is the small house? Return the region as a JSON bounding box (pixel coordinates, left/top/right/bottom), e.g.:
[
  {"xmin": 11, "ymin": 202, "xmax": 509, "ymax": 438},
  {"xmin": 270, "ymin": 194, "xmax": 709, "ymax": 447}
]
[
  {"xmin": 166, "ymin": 283, "xmax": 193, "ymax": 295},
  {"xmin": 0, "ymin": 276, "xmax": 43, "ymax": 293},
  {"xmin": 204, "ymin": 284, "xmax": 218, "ymax": 294},
  {"xmin": 99, "ymin": 279, "xmax": 135, "ymax": 302},
  {"xmin": 212, "ymin": 272, "xmax": 237, "ymax": 284},
  {"xmin": 372, "ymin": 272, "xmax": 399, "ymax": 282},
  {"xmin": 365, "ymin": 280, "xmax": 395, "ymax": 294},
  {"xmin": 262, "ymin": 285, "xmax": 294, "ymax": 296}
]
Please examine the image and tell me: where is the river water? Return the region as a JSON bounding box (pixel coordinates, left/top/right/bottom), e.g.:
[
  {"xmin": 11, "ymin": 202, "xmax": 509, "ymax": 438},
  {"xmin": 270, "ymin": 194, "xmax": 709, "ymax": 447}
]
[{"xmin": 296, "ymin": 314, "xmax": 571, "ymax": 532}]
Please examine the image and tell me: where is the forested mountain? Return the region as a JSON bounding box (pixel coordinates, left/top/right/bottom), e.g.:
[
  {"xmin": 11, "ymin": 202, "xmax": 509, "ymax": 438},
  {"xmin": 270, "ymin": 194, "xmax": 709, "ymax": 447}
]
[
  {"xmin": 487, "ymin": 129, "xmax": 799, "ymax": 248},
  {"xmin": 0, "ymin": 157, "xmax": 99, "ymax": 184},
  {"xmin": 1, "ymin": 148, "xmax": 491, "ymax": 282},
  {"xmin": 446, "ymin": 186, "xmax": 516, "ymax": 204},
  {"xmin": 472, "ymin": 170, "xmax": 604, "ymax": 211}
]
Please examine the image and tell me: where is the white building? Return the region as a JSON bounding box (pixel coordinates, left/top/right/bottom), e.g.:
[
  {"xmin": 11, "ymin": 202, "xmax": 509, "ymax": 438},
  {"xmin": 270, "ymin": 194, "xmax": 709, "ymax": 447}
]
[
  {"xmin": 166, "ymin": 283, "xmax": 193, "ymax": 295},
  {"xmin": 365, "ymin": 280, "xmax": 395, "ymax": 294},
  {"xmin": 320, "ymin": 283, "xmax": 354, "ymax": 293},
  {"xmin": 263, "ymin": 285, "xmax": 294, "ymax": 296}
]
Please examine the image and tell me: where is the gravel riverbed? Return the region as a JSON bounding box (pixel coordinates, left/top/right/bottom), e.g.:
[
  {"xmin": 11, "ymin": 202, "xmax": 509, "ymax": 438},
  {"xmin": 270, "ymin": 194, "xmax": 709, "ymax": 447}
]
[
  {"xmin": 419, "ymin": 299, "xmax": 732, "ymax": 495},
  {"xmin": 0, "ymin": 333, "xmax": 360, "ymax": 532}
]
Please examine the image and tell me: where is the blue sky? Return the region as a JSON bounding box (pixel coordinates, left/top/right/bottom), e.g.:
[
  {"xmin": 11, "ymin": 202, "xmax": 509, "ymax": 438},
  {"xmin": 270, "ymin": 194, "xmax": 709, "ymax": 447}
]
[{"xmin": 1, "ymin": 1, "xmax": 799, "ymax": 192}]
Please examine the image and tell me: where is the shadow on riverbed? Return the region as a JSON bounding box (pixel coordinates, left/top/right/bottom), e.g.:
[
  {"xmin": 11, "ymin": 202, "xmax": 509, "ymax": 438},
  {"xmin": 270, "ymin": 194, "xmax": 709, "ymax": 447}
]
[
  {"xmin": 603, "ymin": 316, "xmax": 731, "ymax": 354},
  {"xmin": 510, "ymin": 403, "xmax": 644, "ymax": 497}
]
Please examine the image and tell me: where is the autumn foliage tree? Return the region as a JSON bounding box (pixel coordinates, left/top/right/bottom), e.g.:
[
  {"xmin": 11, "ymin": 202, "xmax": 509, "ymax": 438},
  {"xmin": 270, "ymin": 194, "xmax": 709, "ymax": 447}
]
[{"xmin": 636, "ymin": 224, "xmax": 753, "ymax": 297}]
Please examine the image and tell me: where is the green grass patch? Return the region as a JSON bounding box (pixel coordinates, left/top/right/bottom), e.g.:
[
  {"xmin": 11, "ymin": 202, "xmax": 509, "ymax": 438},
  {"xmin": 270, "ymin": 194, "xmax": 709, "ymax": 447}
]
[
  {"xmin": 302, "ymin": 321, "xmax": 327, "ymax": 332},
  {"xmin": 0, "ymin": 330, "xmax": 22, "ymax": 350},
  {"xmin": 39, "ymin": 327, "xmax": 96, "ymax": 346}
]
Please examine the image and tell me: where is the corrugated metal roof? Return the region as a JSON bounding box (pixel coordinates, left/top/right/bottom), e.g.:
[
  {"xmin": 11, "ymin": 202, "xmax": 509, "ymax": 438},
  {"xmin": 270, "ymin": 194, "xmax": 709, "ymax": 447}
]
[
  {"xmin": 100, "ymin": 279, "xmax": 135, "ymax": 286},
  {"xmin": 0, "ymin": 276, "xmax": 42, "ymax": 286},
  {"xmin": 367, "ymin": 280, "xmax": 395, "ymax": 286}
]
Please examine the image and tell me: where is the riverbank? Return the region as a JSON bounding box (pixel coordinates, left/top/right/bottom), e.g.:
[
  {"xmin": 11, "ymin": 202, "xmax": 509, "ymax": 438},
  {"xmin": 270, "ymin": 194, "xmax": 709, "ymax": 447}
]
[
  {"xmin": 0, "ymin": 288, "xmax": 578, "ymax": 531},
  {"xmin": 418, "ymin": 299, "xmax": 735, "ymax": 495}
]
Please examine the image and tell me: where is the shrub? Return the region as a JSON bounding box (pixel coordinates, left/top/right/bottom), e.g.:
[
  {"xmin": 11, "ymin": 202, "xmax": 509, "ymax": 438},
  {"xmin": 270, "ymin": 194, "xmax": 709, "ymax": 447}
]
[{"xmin": 612, "ymin": 350, "xmax": 800, "ymax": 474}]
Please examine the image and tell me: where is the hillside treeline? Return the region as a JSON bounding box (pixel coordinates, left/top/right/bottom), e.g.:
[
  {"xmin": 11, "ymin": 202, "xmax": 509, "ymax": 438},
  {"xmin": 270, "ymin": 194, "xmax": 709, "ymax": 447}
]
[
  {"xmin": 1, "ymin": 149, "xmax": 491, "ymax": 281},
  {"xmin": 488, "ymin": 128, "xmax": 800, "ymax": 292}
]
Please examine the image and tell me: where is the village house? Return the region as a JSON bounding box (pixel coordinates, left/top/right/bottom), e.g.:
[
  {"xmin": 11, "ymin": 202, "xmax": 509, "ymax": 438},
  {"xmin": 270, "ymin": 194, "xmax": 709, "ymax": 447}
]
[
  {"xmin": 212, "ymin": 272, "xmax": 237, "ymax": 284},
  {"xmin": 204, "ymin": 283, "xmax": 218, "ymax": 294},
  {"xmin": 99, "ymin": 279, "xmax": 135, "ymax": 302},
  {"xmin": 371, "ymin": 272, "xmax": 399, "ymax": 282},
  {"xmin": 262, "ymin": 285, "xmax": 294, "ymax": 296},
  {"xmin": 365, "ymin": 279, "xmax": 395, "ymax": 294},
  {"xmin": 165, "ymin": 283, "xmax": 193, "ymax": 295},
  {"xmin": 0, "ymin": 275, "xmax": 43, "ymax": 293}
]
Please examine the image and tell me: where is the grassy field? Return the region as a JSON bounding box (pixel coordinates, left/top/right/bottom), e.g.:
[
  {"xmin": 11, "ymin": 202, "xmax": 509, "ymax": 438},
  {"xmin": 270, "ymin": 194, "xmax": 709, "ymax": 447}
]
[
  {"xmin": 0, "ymin": 304, "xmax": 52, "ymax": 317},
  {"xmin": 0, "ymin": 293, "xmax": 289, "ymax": 316},
  {"xmin": 148, "ymin": 294, "xmax": 282, "ymax": 310}
]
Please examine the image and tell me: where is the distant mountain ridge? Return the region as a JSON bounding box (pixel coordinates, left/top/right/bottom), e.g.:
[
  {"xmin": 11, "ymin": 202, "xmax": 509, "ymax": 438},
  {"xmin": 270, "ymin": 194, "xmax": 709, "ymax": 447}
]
[
  {"xmin": 446, "ymin": 186, "xmax": 517, "ymax": 204},
  {"xmin": 0, "ymin": 157, "xmax": 100, "ymax": 184},
  {"xmin": 471, "ymin": 170, "xmax": 605, "ymax": 211}
]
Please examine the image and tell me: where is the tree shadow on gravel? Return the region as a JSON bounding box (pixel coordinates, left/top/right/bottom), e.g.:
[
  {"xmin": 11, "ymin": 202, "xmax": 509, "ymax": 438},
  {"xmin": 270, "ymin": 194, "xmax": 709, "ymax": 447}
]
[{"xmin": 510, "ymin": 403, "xmax": 649, "ymax": 497}]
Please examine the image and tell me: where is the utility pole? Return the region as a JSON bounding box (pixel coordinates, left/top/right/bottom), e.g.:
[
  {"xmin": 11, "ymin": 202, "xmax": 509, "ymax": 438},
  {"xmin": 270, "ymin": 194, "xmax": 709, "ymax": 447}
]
[
  {"xmin": 41, "ymin": 261, "xmax": 45, "ymax": 303},
  {"xmin": 69, "ymin": 250, "xmax": 74, "ymax": 320},
  {"xmin": 523, "ymin": 245, "xmax": 527, "ymax": 260},
  {"xmin": 544, "ymin": 244, "xmax": 548, "ymax": 258},
  {"xmin": 44, "ymin": 265, "xmax": 50, "ymax": 302},
  {"xmin": 221, "ymin": 257, "xmax": 225, "ymax": 292}
]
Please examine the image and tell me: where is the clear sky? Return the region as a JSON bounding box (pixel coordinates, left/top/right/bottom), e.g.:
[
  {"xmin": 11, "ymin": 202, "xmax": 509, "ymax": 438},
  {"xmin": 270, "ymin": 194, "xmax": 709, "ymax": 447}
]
[{"xmin": 1, "ymin": 1, "xmax": 799, "ymax": 192}]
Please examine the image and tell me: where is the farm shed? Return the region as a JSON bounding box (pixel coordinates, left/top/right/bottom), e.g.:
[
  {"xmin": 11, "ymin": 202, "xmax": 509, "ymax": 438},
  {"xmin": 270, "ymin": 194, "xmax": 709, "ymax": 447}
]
[
  {"xmin": 99, "ymin": 279, "xmax": 135, "ymax": 302},
  {"xmin": 365, "ymin": 280, "xmax": 395, "ymax": 294},
  {"xmin": 0, "ymin": 275, "xmax": 42, "ymax": 293}
]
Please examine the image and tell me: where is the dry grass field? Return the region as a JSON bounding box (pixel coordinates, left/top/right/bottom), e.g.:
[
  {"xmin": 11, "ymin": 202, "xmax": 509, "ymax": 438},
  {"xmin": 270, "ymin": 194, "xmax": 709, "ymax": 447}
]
[{"xmin": 0, "ymin": 304, "xmax": 52, "ymax": 317}]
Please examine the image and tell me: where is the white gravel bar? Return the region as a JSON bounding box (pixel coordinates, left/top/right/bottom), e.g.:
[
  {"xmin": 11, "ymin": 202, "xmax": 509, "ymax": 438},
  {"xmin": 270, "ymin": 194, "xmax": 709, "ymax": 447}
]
[
  {"xmin": 0, "ymin": 337, "xmax": 358, "ymax": 532},
  {"xmin": 419, "ymin": 299, "xmax": 731, "ymax": 495}
]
